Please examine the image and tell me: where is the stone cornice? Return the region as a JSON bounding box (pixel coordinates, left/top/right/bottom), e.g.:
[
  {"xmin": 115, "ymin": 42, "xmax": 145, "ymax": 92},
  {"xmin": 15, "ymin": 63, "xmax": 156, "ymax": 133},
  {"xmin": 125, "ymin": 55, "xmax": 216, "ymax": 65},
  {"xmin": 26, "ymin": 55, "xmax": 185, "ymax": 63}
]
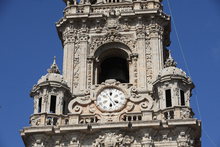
[
  {"xmin": 30, "ymin": 81, "xmax": 71, "ymax": 97},
  {"xmin": 21, "ymin": 118, "xmax": 200, "ymax": 135},
  {"xmin": 153, "ymin": 75, "xmax": 195, "ymax": 89}
]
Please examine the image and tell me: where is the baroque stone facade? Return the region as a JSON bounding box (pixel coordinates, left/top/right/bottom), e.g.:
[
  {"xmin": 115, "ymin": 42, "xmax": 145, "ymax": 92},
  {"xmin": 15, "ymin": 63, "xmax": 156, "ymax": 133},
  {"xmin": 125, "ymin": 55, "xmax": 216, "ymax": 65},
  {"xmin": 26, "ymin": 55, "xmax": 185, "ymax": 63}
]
[{"xmin": 21, "ymin": 0, "xmax": 201, "ymax": 146}]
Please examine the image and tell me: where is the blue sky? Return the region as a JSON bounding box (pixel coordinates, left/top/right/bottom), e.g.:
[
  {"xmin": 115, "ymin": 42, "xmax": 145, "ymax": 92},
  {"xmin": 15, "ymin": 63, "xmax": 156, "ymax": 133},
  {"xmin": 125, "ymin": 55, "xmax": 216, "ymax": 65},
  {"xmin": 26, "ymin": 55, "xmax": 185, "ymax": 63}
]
[{"xmin": 0, "ymin": 0, "xmax": 220, "ymax": 146}]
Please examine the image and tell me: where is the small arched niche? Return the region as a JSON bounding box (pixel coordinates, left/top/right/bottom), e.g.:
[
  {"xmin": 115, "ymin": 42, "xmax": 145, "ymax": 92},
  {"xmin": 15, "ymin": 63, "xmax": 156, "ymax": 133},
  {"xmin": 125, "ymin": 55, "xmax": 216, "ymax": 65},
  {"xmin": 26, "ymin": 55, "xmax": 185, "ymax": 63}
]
[{"xmin": 94, "ymin": 43, "xmax": 130, "ymax": 84}]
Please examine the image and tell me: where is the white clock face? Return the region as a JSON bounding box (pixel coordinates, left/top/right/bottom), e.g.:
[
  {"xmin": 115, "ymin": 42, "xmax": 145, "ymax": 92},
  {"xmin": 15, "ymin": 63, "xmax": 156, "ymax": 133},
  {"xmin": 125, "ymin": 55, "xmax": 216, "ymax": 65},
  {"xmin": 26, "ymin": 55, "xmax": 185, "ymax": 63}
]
[{"xmin": 96, "ymin": 88, "xmax": 126, "ymax": 112}]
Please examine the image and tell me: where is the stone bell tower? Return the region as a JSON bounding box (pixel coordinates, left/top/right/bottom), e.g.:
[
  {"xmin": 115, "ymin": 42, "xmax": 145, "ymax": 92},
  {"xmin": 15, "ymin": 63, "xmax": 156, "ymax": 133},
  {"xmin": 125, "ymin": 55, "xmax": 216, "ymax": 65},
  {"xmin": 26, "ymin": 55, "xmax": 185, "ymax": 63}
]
[{"xmin": 21, "ymin": 0, "xmax": 201, "ymax": 146}]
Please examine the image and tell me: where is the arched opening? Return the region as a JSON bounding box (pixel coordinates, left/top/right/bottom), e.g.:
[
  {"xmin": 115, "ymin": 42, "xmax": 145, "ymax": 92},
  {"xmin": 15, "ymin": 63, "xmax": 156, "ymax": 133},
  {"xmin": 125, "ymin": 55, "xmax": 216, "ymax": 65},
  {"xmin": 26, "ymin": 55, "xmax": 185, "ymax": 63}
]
[
  {"xmin": 98, "ymin": 57, "xmax": 129, "ymax": 83},
  {"xmin": 90, "ymin": 0, "xmax": 97, "ymax": 4},
  {"xmin": 94, "ymin": 42, "xmax": 131, "ymax": 84}
]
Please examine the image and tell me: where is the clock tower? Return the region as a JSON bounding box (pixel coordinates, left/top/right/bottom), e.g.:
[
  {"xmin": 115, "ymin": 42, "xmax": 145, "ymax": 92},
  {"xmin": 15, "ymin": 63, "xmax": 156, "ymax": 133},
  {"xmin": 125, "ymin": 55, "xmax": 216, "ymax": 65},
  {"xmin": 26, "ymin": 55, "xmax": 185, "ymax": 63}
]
[{"xmin": 21, "ymin": 0, "xmax": 201, "ymax": 146}]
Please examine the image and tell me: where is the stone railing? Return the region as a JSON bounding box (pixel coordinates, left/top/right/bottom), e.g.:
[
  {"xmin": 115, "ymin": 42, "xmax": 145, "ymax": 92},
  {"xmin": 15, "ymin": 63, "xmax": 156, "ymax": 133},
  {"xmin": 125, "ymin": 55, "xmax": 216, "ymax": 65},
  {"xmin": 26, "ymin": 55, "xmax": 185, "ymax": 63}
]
[
  {"xmin": 91, "ymin": 4, "xmax": 133, "ymax": 15},
  {"xmin": 121, "ymin": 113, "xmax": 142, "ymax": 122},
  {"xmin": 163, "ymin": 109, "xmax": 174, "ymax": 120},
  {"xmin": 141, "ymin": 1, "xmax": 162, "ymax": 10},
  {"xmin": 63, "ymin": 1, "xmax": 162, "ymax": 16},
  {"xmin": 155, "ymin": 106, "xmax": 193, "ymax": 120},
  {"xmin": 64, "ymin": 5, "xmax": 84, "ymax": 15},
  {"xmin": 29, "ymin": 107, "xmax": 192, "ymax": 127},
  {"xmin": 79, "ymin": 115, "xmax": 100, "ymax": 124},
  {"xmin": 30, "ymin": 113, "xmax": 69, "ymax": 127}
]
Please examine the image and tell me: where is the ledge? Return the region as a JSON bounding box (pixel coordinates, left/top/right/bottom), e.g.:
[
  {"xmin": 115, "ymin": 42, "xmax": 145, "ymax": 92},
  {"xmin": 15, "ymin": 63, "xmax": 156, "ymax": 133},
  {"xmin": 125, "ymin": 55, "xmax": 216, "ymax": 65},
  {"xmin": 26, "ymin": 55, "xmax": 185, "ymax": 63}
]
[
  {"xmin": 167, "ymin": 118, "xmax": 201, "ymax": 126},
  {"xmin": 20, "ymin": 119, "xmax": 201, "ymax": 135},
  {"xmin": 21, "ymin": 126, "xmax": 53, "ymax": 135}
]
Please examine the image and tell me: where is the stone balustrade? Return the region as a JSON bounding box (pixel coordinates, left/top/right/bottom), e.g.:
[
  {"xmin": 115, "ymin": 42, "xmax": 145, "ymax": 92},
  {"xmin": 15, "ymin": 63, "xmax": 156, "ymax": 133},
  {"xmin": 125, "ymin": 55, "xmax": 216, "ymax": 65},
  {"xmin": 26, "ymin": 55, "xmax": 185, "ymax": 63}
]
[
  {"xmin": 121, "ymin": 113, "xmax": 142, "ymax": 121},
  {"xmin": 155, "ymin": 106, "xmax": 193, "ymax": 120},
  {"xmin": 30, "ymin": 113, "xmax": 69, "ymax": 127},
  {"xmin": 79, "ymin": 115, "xmax": 99, "ymax": 124},
  {"xmin": 30, "ymin": 106, "xmax": 192, "ymax": 127},
  {"xmin": 63, "ymin": 1, "xmax": 162, "ymax": 16}
]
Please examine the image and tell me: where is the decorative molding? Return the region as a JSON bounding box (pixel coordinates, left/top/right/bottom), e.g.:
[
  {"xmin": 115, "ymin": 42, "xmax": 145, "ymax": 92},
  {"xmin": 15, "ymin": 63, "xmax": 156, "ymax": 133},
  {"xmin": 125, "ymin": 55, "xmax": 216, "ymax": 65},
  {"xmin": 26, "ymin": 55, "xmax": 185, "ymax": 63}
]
[
  {"xmin": 93, "ymin": 133, "xmax": 134, "ymax": 147},
  {"xmin": 145, "ymin": 40, "xmax": 153, "ymax": 82},
  {"xmin": 90, "ymin": 31, "xmax": 135, "ymax": 54},
  {"xmin": 73, "ymin": 39, "xmax": 80, "ymax": 89}
]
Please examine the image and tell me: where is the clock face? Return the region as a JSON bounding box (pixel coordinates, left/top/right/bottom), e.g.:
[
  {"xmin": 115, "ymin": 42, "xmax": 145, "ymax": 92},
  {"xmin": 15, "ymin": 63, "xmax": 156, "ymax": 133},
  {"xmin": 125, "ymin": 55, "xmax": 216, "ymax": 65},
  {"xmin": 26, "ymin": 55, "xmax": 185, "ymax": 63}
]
[{"xmin": 96, "ymin": 88, "xmax": 126, "ymax": 112}]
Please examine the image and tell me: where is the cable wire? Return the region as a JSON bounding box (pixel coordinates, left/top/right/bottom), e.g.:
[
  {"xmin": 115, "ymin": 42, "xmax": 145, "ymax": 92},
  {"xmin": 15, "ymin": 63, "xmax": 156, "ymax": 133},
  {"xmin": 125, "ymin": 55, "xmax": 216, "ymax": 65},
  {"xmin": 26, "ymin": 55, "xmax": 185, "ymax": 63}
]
[{"xmin": 166, "ymin": 0, "xmax": 218, "ymax": 146}]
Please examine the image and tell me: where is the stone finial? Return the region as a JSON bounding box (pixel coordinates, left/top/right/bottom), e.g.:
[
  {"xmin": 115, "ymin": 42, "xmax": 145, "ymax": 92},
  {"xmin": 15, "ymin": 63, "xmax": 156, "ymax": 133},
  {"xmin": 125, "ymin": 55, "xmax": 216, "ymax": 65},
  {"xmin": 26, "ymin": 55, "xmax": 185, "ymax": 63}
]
[
  {"xmin": 164, "ymin": 50, "xmax": 177, "ymax": 67},
  {"xmin": 47, "ymin": 56, "xmax": 60, "ymax": 74}
]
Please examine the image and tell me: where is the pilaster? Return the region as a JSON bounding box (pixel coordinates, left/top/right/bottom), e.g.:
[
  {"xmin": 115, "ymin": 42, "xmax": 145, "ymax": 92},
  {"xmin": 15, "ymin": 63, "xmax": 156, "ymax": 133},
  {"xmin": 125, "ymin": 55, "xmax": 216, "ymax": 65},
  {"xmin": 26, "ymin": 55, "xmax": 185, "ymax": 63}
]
[
  {"xmin": 136, "ymin": 17, "xmax": 147, "ymax": 91},
  {"xmin": 79, "ymin": 34, "xmax": 89, "ymax": 92},
  {"xmin": 62, "ymin": 25, "xmax": 76, "ymax": 93},
  {"xmin": 147, "ymin": 20, "xmax": 164, "ymax": 81}
]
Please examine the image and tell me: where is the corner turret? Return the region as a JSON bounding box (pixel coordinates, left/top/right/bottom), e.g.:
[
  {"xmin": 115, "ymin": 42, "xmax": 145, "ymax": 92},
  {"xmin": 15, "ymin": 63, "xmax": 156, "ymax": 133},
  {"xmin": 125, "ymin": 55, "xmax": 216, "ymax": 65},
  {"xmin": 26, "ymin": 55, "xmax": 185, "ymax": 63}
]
[
  {"xmin": 153, "ymin": 51, "xmax": 194, "ymax": 120},
  {"xmin": 29, "ymin": 57, "xmax": 71, "ymax": 126}
]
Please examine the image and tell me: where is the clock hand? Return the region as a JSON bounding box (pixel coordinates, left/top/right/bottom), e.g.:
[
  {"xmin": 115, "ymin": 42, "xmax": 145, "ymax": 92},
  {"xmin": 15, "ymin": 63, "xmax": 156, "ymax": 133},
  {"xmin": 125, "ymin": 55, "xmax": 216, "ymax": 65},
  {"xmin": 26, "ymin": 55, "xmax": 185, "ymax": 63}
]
[{"xmin": 106, "ymin": 94, "xmax": 116, "ymax": 106}]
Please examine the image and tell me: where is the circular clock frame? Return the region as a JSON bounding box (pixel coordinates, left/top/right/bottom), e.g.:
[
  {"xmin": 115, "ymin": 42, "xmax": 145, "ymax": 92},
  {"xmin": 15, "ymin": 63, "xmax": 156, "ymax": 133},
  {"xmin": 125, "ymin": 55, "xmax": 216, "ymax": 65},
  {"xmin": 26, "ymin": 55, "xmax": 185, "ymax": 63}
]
[{"xmin": 96, "ymin": 87, "xmax": 127, "ymax": 112}]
